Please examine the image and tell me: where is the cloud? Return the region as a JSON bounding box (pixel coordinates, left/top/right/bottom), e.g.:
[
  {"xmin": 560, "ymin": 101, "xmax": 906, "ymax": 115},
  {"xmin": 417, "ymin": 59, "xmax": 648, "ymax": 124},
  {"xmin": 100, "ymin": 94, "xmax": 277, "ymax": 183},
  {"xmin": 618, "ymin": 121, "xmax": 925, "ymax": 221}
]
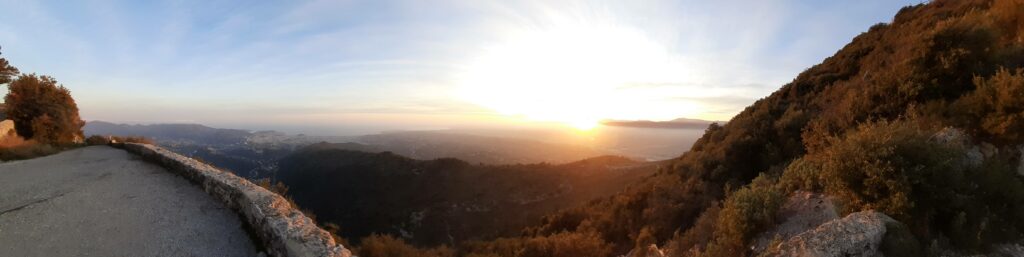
[{"xmin": 0, "ymin": 0, "xmax": 920, "ymax": 132}]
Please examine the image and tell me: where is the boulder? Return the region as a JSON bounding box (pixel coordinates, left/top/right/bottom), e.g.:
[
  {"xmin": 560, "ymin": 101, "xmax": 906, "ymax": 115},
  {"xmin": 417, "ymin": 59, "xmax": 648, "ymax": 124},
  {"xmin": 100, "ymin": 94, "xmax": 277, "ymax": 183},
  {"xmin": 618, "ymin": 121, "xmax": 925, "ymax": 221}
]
[
  {"xmin": 933, "ymin": 128, "xmax": 984, "ymax": 168},
  {"xmin": 0, "ymin": 119, "xmax": 14, "ymax": 139},
  {"xmin": 752, "ymin": 191, "xmax": 840, "ymax": 253},
  {"xmin": 763, "ymin": 211, "xmax": 915, "ymax": 257}
]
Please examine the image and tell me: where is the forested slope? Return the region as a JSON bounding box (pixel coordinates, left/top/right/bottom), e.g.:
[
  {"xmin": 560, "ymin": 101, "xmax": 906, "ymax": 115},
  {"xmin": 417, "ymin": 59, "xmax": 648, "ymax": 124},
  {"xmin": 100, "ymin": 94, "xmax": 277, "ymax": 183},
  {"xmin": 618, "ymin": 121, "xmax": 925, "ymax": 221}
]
[{"xmin": 505, "ymin": 1, "xmax": 1024, "ymax": 256}]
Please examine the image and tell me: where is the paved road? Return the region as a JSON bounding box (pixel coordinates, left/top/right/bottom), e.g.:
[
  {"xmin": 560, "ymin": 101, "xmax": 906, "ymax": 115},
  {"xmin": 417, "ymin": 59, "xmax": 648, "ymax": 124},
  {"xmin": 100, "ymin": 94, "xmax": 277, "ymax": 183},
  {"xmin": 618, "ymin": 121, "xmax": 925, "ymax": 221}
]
[{"xmin": 0, "ymin": 146, "xmax": 258, "ymax": 257}]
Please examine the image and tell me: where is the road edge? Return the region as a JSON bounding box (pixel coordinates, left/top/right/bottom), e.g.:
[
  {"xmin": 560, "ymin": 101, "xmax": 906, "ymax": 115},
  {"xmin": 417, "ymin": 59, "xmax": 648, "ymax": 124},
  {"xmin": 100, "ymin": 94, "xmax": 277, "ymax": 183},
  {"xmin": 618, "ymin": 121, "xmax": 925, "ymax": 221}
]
[{"xmin": 114, "ymin": 143, "xmax": 352, "ymax": 257}]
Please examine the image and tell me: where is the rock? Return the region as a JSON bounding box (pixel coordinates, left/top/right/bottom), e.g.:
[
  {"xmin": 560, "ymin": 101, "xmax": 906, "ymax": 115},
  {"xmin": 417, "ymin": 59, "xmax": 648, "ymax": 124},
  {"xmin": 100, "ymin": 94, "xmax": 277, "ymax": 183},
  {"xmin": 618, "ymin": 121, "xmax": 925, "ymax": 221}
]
[
  {"xmin": 980, "ymin": 143, "xmax": 999, "ymax": 159},
  {"xmin": 763, "ymin": 211, "xmax": 904, "ymax": 257},
  {"xmin": 993, "ymin": 244, "xmax": 1024, "ymax": 257},
  {"xmin": 752, "ymin": 191, "xmax": 840, "ymax": 253},
  {"xmin": 933, "ymin": 128, "xmax": 984, "ymax": 168},
  {"xmin": 621, "ymin": 244, "xmax": 665, "ymax": 257},
  {"xmin": 0, "ymin": 119, "xmax": 15, "ymax": 139},
  {"xmin": 933, "ymin": 127, "xmax": 970, "ymax": 145}
]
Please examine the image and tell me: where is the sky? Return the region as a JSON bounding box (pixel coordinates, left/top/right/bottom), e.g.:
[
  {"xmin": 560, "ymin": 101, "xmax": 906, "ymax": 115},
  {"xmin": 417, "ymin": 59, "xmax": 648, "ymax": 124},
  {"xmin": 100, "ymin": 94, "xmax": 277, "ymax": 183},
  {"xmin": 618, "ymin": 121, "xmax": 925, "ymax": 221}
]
[{"xmin": 0, "ymin": 0, "xmax": 922, "ymax": 135}]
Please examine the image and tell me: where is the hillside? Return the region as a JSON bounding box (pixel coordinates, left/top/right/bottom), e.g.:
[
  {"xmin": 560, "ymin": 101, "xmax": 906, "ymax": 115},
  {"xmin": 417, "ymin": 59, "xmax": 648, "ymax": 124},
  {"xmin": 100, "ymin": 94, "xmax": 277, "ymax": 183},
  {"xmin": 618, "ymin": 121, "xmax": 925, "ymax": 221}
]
[
  {"xmin": 84, "ymin": 121, "xmax": 252, "ymax": 145},
  {"xmin": 273, "ymin": 144, "xmax": 660, "ymax": 247},
  {"xmin": 455, "ymin": 1, "xmax": 1024, "ymax": 256},
  {"xmin": 84, "ymin": 122, "xmax": 626, "ymax": 178},
  {"xmin": 601, "ymin": 118, "xmax": 718, "ymax": 129},
  {"xmin": 354, "ymin": 131, "xmax": 609, "ymax": 164}
]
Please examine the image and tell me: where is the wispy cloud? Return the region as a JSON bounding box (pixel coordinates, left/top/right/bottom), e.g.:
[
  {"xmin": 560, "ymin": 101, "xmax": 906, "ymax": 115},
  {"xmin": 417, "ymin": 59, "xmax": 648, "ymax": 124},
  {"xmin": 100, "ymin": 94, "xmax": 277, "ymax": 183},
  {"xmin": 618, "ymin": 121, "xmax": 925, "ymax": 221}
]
[{"xmin": 0, "ymin": 0, "xmax": 919, "ymax": 133}]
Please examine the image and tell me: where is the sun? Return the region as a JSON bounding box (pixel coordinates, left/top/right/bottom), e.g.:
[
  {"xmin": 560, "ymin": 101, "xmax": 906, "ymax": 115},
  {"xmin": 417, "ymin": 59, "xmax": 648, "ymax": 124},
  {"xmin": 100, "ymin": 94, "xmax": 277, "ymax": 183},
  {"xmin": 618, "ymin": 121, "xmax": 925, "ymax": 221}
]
[
  {"xmin": 567, "ymin": 118, "xmax": 600, "ymax": 131},
  {"xmin": 456, "ymin": 22, "xmax": 696, "ymax": 130}
]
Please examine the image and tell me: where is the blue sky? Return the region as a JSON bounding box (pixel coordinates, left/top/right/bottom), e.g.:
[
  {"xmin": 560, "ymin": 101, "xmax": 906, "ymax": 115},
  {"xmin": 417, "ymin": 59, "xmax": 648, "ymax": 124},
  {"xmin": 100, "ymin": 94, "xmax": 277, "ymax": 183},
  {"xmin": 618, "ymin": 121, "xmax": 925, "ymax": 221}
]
[{"xmin": 0, "ymin": 0, "xmax": 921, "ymax": 135}]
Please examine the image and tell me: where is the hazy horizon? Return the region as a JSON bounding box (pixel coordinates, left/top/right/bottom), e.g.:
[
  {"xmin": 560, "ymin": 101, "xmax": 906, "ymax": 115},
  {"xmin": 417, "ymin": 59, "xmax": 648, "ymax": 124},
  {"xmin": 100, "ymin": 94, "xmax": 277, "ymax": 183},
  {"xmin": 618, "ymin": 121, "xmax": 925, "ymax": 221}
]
[{"xmin": 1, "ymin": 0, "xmax": 918, "ymax": 134}]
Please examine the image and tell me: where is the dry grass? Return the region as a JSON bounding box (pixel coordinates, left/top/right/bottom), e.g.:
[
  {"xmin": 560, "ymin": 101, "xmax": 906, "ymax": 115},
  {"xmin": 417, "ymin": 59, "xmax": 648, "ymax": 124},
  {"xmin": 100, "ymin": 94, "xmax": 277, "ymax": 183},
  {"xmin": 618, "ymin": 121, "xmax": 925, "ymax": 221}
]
[
  {"xmin": 0, "ymin": 132, "xmax": 27, "ymax": 148},
  {"xmin": 0, "ymin": 135, "xmax": 62, "ymax": 161}
]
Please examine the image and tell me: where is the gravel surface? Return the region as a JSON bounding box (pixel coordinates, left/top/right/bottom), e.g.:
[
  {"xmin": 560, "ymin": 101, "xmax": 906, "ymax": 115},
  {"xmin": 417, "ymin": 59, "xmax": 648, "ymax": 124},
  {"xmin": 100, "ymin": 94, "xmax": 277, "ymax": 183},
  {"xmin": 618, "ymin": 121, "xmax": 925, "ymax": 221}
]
[{"xmin": 0, "ymin": 146, "xmax": 259, "ymax": 257}]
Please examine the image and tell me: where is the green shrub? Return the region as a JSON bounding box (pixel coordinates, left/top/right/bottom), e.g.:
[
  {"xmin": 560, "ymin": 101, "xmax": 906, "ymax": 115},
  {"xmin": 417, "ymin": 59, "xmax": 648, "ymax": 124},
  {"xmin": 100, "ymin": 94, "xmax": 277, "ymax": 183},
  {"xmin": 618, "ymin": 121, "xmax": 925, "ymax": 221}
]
[
  {"xmin": 950, "ymin": 68, "xmax": 1024, "ymax": 143},
  {"xmin": 703, "ymin": 175, "xmax": 784, "ymax": 257},
  {"xmin": 783, "ymin": 119, "xmax": 1024, "ymax": 249},
  {"xmin": 801, "ymin": 120, "xmax": 958, "ymax": 220},
  {"xmin": 778, "ymin": 158, "xmax": 823, "ymax": 192}
]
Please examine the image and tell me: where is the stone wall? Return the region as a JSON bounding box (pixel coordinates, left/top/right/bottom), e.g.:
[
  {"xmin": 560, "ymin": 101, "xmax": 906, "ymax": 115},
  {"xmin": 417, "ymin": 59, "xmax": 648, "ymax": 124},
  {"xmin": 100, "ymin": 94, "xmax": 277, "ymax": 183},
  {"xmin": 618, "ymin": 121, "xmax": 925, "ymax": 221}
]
[{"xmin": 116, "ymin": 143, "xmax": 351, "ymax": 257}]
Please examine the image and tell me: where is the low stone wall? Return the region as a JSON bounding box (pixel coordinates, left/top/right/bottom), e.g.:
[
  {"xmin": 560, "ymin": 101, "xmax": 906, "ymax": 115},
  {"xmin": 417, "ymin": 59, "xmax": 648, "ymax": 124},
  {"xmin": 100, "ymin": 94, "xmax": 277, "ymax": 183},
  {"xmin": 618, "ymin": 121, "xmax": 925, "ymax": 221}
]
[{"xmin": 115, "ymin": 143, "xmax": 352, "ymax": 257}]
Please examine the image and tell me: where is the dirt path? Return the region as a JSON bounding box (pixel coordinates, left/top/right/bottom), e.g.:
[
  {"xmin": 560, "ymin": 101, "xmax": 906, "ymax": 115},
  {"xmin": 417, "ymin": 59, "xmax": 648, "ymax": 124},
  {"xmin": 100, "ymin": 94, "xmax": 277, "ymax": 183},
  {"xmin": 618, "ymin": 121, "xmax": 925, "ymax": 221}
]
[{"xmin": 0, "ymin": 146, "xmax": 258, "ymax": 257}]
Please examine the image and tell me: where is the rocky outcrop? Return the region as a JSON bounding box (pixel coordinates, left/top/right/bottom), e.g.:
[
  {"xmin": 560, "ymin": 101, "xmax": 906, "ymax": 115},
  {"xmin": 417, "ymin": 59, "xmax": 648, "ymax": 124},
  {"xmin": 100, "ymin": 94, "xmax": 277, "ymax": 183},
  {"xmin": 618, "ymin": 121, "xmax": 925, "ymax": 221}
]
[
  {"xmin": 0, "ymin": 119, "xmax": 15, "ymax": 139},
  {"xmin": 753, "ymin": 191, "xmax": 840, "ymax": 253},
  {"xmin": 116, "ymin": 143, "xmax": 351, "ymax": 257},
  {"xmin": 762, "ymin": 211, "xmax": 909, "ymax": 257},
  {"xmin": 933, "ymin": 128, "xmax": 986, "ymax": 168}
]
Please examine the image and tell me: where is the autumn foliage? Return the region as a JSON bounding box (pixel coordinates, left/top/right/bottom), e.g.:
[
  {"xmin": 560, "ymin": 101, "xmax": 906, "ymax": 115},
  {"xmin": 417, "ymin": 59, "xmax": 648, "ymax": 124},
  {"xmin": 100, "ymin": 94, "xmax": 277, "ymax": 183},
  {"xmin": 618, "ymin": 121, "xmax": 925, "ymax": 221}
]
[{"xmin": 4, "ymin": 74, "xmax": 84, "ymax": 144}]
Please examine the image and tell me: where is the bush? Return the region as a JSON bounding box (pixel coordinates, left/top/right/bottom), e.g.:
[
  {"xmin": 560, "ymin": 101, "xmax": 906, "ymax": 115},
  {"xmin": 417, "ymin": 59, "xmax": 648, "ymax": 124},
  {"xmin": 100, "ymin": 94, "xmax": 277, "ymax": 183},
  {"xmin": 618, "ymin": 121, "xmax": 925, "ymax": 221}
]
[
  {"xmin": 357, "ymin": 234, "xmax": 454, "ymax": 257},
  {"xmin": 950, "ymin": 68, "xmax": 1024, "ymax": 142},
  {"xmin": 85, "ymin": 135, "xmax": 112, "ymax": 145},
  {"xmin": 0, "ymin": 141, "xmax": 60, "ymax": 161},
  {"xmin": 664, "ymin": 204, "xmax": 721, "ymax": 255},
  {"xmin": 806, "ymin": 120, "xmax": 959, "ymax": 220},
  {"xmin": 461, "ymin": 231, "xmax": 614, "ymax": 257},
  {"xmin": 109, "ymin": 136, "xmax": 155, "ymax": 145},
  {"xmin": 783, "ymin": 119, "xmax": 1024, "ymax": 249},
  {"xmin": 778, "ymin": 158, "xmax": 823, "ymax": 193},
  {"xmin": 520, "ymin": 231, "xmax": 613, "ymax": 257},
  {"xmin": 703, "ymin": 175, "xmax": 784, "ymax": 257},
  {"xmin": 4, "ymin": 74, "xmax": 83, "ymax": 143}
]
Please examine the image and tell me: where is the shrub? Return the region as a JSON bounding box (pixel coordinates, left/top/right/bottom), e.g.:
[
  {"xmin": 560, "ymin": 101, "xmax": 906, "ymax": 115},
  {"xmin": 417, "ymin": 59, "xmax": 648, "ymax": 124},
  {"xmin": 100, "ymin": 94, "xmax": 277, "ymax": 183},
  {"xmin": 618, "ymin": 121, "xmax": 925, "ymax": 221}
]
[
  {"xmin": 807, "ymin": 120, "xmax": 959, "ymax": 220},
  {"xmin": 783, "ymin": 119, "xmax": 1024, "ymax": 249},
  {"xmin": 4, "ymin": 74, "xmax": 83, "ymax": 143},
  {"xmin": 950, "ymin": 68, "xmax": 1024, "ymax": 143},
  {"xmin": 109, "ymin": 136, "xmax": 155, "ymax": 145},
  {"xmin": 778, "ymin": 158, "xmax": 823, "ymax": 192},
  {"xmin": 85, "ymin": 135, "xmax": 112, "ymax": 145},
  {"xmin": 665, "ymin": 203, "xmax": 721, "ymax": 255},
  {"xmin": 519, "ymin": 231, "xmax": 614, "ymax": 257},
  {"xmin": 703, "ymin": 175, "xmax": 784, "ymax": 257},
  {"xmin": 460, "ymin": 231, "xmax": 613, "ymax": 257},
  {"xmin": 255, "ymin": 178, "xmax": 289, "ymax": 195},
  {"xmin": 0, "ymin": 141, "xmax": 60, "ymax": 161},
  {"xmin": 357, "ymin": 234, "xmax": 454, "ymax": 257}
]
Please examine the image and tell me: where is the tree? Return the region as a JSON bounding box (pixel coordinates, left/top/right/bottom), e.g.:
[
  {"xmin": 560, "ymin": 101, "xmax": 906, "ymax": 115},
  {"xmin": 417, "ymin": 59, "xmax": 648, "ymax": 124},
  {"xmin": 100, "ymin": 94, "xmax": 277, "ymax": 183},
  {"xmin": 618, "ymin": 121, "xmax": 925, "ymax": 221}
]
[
  {"xmin": 3, "ymin": 74, "xmax": 83, "ymax": 143},
  {"xmin": 0, "ymin": 46, "xmax": 18, "ymax": 85}
]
